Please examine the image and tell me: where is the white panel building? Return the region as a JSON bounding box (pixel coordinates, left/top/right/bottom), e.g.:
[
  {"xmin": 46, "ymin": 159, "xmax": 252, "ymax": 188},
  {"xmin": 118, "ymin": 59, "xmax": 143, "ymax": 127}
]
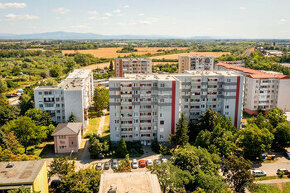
[
  {"xmin": 34, "ymin": 69, "xmax": 94, "ymax": 127},
  {"xmin": 178, "ymin": 55, "xmax": 215, "ymax": 73},
  {"xmin": 114, "ymin": 58, "xmax": 152, "ymax": 77},
  {"xmin": 216, "ymin": 62, "xmax": 290, "ymax": 114},
  {"xmin": 109, "ymin": 71, "xmax": 243, "ymax": 144}
]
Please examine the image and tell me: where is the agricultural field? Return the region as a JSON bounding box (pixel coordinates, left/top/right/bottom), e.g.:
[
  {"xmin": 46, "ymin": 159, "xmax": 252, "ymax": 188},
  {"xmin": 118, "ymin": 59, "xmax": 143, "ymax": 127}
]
[
  {"xmin": 150, "ymin": 51, "xmax": 231, "ymax": 60},
  {"xmin": 62, "ymin": 47, "xmax": 190, "ymax": 58}
]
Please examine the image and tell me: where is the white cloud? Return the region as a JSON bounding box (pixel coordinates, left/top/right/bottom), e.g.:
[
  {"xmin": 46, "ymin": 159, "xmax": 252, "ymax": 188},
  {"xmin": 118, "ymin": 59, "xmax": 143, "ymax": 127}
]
[
  {"xmin": 138, "ymin": 13, "xmax": 145, "ymax": 16},
  {"xmin": 113, "ymin": 9, "xmax": 121, "ymax": 13},
  {"xmin": 0, "ymin": 3, "xmax": 26, "ymax": 9},
  {"xmin": 5, "ymin": 13, "xmax": 38, "ymax": 20},
  {"xmin": 88, "ymin": 10, "xmax": 98, "ymax": 15},
  {"xmin": 53, "ymin": 8, "xmax": 70, "ymax": 14},
  {"xmin": 122, "ymin": 5, "xmax": 129, "ymax": 8},
  {"xmin": 88, "ymin": 16, "xmax": 109, "ymax": 20},
  {"xmin": 104, "ymin": 12, "xmax": 112, "ymax": 17}
]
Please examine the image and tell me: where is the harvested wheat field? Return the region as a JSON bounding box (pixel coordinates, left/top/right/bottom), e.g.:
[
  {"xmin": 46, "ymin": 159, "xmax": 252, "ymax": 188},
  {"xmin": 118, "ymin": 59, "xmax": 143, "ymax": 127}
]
[
  {"xmin": 149, "ymin": 52, "xmax": 230, "ymax": 60},
  {"xmin": 62, "ymin": 47, "xmax": 190, "ymax": 58}
]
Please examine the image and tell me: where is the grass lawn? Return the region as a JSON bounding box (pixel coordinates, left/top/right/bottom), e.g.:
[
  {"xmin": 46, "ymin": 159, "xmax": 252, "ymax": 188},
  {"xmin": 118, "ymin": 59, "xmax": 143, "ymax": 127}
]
[
  {"xmin": 255, "ymin": 175, "xmax": 290, "ymax": 181},
  {"xmin": 102, "ymin": 115, "xmax": 110, "ymax": 137},
  {"xmin": 84, "ymin": 116, "xmax": 101, "ymax": 137},
  {"xmin": 26, "ymin": 141, "xmax": 54, "ymax": 158}
]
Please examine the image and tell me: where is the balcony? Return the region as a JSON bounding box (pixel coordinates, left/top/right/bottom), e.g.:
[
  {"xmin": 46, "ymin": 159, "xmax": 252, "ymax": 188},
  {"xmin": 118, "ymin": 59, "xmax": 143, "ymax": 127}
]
[
  {"xmin": 120, "ymin": 130, "xmax": 133, "ymax": 134},
  {"xmin": 121, "ymin": 123, "xmax": 133, "ymax": 127},
  {"xmin": 140, "ymin": 108, "xmax": 151, "ymax": 112},
  {"xmin": 140, "ymin": 136, "xmax": 151, "ymax": 140},
  {"xmin": 140, "ymin": 129, "xmax": 151, "ymax": 133},
  {"xmin": 140, "ymin": 122, "xmax": 151, "ymax": 127}
]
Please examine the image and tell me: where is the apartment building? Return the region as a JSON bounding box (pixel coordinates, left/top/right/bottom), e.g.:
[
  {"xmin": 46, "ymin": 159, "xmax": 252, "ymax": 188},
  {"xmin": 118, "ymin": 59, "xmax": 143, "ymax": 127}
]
[
  {"xmin": 109, "ymin": 71, "xmax": 243, "ymax": 144},
  {"xmin": 34, "ymin": 69, "xmax": 94, "ymax": 127},
  {"xmin": 114, "ymin": 58, "xmax": 152, "ymax": 77},
  {"xmin": 216, "ymin": 62, "xmax": 290, "ymax": 114},
  {"xmin": 178, "ymin": 55, "xmax": 215, "ymax": 73}
]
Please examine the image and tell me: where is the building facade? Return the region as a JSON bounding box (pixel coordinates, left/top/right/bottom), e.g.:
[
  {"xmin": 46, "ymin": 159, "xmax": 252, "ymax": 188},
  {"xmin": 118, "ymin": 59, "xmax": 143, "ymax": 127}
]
[
  {"xmin": 34, "ymin": 69, "xmax": 94, "ymax": 126},
  {"xmin": 178, "ymin": 55, "xmax": 215, "ymax": 73},
  {"xmin": 216, "ymin": 62, "xmax": 290, "ymax": 114},
  {"xmin": 109, "ymin": 71, "xmax": 243, "ymax": 144},
  {"xmin": 51, "ymin": 122, "xmax": 82, "ymax": 153},
  {"xmin": 114, "ymin": 58, "xmax": 152, "ymax": 77}
]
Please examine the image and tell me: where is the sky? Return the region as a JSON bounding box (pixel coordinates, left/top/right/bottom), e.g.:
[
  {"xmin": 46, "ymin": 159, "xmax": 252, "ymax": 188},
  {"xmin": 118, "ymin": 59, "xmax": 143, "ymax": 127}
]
[{"xmin": 0, "ymin": 0, "xmax": 289, "ymax": 39}]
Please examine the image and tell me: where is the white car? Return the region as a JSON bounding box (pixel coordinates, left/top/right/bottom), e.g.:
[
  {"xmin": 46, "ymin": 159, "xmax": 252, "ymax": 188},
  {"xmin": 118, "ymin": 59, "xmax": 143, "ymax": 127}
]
[
  {"xmin": 251, "ymin": 170, "xmax": 267, "ymax": 177},
  {"xmin": 132, "ymin": 159, "xmax": 138, "ymax": 169},
  {"xmin": 147, "ymin": 159, "xmax": 153, "ymax": 166},
  {"xmin": 112, "ymin": 159, "xmax": 118, "ymax": 169},
  {"xmin": 161, "ymin": 158, "xmax": 168, "ymax": 163}
]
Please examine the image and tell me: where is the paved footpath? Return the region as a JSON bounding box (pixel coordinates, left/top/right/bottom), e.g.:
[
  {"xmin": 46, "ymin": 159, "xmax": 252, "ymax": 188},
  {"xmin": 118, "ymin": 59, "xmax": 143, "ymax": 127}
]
[
  {"xmin": 256, "ymin": 179, "xmax": 290, "ymax": 184},
  {"xmin": 97, "ymin": 110, "xmax": 107, "ymax": 137}
]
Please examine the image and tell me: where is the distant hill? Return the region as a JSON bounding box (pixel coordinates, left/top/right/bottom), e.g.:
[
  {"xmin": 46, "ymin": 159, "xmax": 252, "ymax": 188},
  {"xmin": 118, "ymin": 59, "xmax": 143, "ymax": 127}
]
[{"xmin": 0, "ymin": 31, "xmax": 219, "ymax": 40}]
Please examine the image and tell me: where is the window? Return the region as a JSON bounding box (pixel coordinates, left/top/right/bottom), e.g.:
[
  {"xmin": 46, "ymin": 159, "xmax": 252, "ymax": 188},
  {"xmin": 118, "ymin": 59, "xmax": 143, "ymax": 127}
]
[
  {"xmin": 56, "ymin": 98, "xmax": 60, "ymax": 102},
  {"xmin": 160, "ymin": 113, "xmax": 163, "ymax": 117},
  {"xmin": 160, "ymin": 120, "xmax": 164, "ymax": 125},
  {"xmin": 56, "ymin": 104, "xmax": 60, "ymax": 107},
  {"xmin": 160, "ymin": 83, "xmax": 165, "ymax": 87},
  {"xmin": 160, "ymin": 99, "xmax": 164, "ymax": 103},
  {"xmin": 227, "ymin": 79, "xmax": 231, "ymax": 83},
  {"xmin": 38, "ymin": 92, "xmax": 42, "ymax": 95},
  {"xmin": 160, "ymin": 128, "xmax": 164, "ymax": 132},
  {"xmin": 59, "ymin": 146, "xmax": 66, "ymax": 149},
  {"xmin": 225, "ymin": 105, "xmax": 229, "ymax": 109},
  {"xmin": 160, "ymin": 135, "xmax": 163, "ymax": 139},
  {"xmin": 115, "ymin": 127, "xmax": 119, "ymax": 131},
  {"xmin": 59, "ymin": 136, "xmax": 66, "ymax": 139},
  {"xmin": 39, "ymin": 104, "xmax": 43, "ymax": 107}
]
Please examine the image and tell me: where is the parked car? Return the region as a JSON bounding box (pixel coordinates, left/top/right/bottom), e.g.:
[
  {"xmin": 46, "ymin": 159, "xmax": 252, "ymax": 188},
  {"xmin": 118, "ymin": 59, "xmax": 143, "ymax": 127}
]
[
  {"xmin": 112, "ymin": 159, "xmax": 118, "ymax": 169},
  {"xmin": 147, "ymin": 159, "xmax": 153, "ymax": 167},
  {"xmin": 277, "ymin": 169, "xmax": 289, "ymax": 175},
  {"xmin": 286, "ymin": 152, "xmax": 290, "ymax": 159},
  {"xmin": 132, "ymin": 159, "xmax": 138, "ymax": 169},
  {"xmin": 139, "ymin": 160, "xmax": 146, "ymax": 168},
  {"xmin": 104, "ymin": 162, "xmax": 110, "ymax": 170},
  {"xmin": 161, "ymin": 158, "xmax": 168, "ymax": 163},
  {"xmin": 154, "ymin": 159, "xmax": 161, "ymax": 165},
  {"xmin": 251, "ymin": 170, "xmax": 267, "ymax": 177},
  {"xmin": 95, "ymin": 162, "xmax": 102, "ymax": 170}
]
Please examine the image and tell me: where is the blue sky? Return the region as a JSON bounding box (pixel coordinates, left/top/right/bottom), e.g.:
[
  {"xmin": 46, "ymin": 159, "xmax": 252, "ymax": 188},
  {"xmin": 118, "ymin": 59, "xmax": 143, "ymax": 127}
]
[{"xmin": 0, "ymin": 0, "xmax": 289, "ymax": 38}]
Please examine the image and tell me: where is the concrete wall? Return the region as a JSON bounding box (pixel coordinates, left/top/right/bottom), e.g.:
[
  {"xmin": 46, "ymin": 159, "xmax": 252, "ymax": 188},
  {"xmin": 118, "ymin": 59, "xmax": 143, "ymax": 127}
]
[
  {"xmin": 54, "ymin": 133, "xmax": 80, "ymax": 153},
  {"xmin": 32, "ymin": 161, "xmax": 48, "ymax": 193},
  {"xmin": 277, "ymin": 79, "xmax": 290, "ymax": 112},
  {"xmin": 64, "ymin": 90, "xmax": 84, "ymax": 125}
]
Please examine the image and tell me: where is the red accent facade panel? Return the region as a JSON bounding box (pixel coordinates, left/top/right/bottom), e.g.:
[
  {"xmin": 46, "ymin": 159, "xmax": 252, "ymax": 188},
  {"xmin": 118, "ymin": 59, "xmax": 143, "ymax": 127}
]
[
  {"xmin": 119, "ymin": 59, "xmax": 123, "ymax": 77},
  {"xmin": 171, "ymin": 81, "xmax": 176, "ymax": 134},
  {"xmin": 234, "ymin": 76, "xmax": 240, "ymax": 128},
  {"xmin": 114, "ymin": 59, "xmax": 117, "ymax": 77}
]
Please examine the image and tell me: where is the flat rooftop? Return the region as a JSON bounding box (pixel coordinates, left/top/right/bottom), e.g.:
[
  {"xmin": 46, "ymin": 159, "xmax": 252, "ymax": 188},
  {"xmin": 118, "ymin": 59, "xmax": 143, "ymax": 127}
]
[
  {"xmin": 0, "ymin": 160, "xmax": 46, "ymax": 186},
  {"xmin": 58, "ymin": 78, "xmax": 84, "ymax": 90},
  {"xmin": 99, "ymin": 172, "xmax": 161, "ymax": 193},
  {"xmin": 66, "ymin": 69, "xmax": 92, "ymax": 79},
  {"xmin": 111, "ymin": 73, "xmax": 176, "ymax": 81},
  {"xmin": 115, "ymin": 58, "xmax": 151, "ymax": 61}
]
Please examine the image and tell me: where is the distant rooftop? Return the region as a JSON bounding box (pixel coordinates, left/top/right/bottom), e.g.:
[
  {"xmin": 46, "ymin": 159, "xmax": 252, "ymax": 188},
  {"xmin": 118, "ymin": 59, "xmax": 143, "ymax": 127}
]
[
  {"xmin": 99, "ymin": 172, "xmax": 161, "ymax": 193},
  {"xmin": 66, "ymin": 69, "xmax": 92, "ymax": 79},
  {"xmin": 179, "ymin": 55, "xmax": 214, "ymax": 58},
  {"xmin": 52, "ymin": 122, "xmax": 82, "ymax": 136},
  {"xmin": 0, "ymin": 160, "xmax": 46, "ymax": 186},
  {"xmin": 115, "ymin": 58, "xmax": 151, "ymax": 61},
  {"xmin": 217, "ymin": 62, "xmax": 289, "ymax": 79}
]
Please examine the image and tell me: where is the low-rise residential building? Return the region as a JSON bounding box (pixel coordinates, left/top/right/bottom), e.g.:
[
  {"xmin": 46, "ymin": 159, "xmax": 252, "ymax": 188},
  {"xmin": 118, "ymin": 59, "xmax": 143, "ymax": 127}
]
[
  {"xmin": 216, "ymin": 62, "xmax": 290, "ymax": 114},
  {"xmin": 0, "ymin": 160, "xmax": 48, "ymax": 193},
  {"xmin": 51, "ymin": 122, "xmax": 83, "ymax": 153},
  {"xmin": 178, "ymin": 55, "xmax": 215, "ymax": 73},
  {"xmin": 109, "ymin": 71, "xmax": 243, "ymax": 144},
  {"xmin": 34, "ymin": 69, "xmax": 94, "ymax": 127},
  {"xmin": 114, "ymin": 58, "xmax": 152, "ymax": 77},
  {"xmin": 99, "ymin": 172, "xmax": 161, "ymax": 193}
]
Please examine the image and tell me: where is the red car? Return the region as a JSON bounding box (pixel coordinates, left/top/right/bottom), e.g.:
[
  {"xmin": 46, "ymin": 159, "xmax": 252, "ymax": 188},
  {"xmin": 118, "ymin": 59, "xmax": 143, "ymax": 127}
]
[{"xmin": 139, "ymin": 160, "xmax": 146, "ymax": 168}]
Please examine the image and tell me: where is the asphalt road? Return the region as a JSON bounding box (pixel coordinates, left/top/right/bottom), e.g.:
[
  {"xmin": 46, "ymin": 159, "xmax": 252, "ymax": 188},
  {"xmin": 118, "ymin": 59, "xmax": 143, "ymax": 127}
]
[{"xmin": 252, "ymin": 157, "xmax": 290, "ymax": 176}]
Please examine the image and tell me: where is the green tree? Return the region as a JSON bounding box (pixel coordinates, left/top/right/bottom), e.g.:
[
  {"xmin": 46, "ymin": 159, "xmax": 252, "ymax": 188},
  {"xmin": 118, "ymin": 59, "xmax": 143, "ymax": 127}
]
[
  {"xmin": 151, "ymin": 137, "xmax": 160, "ymax": 153},
  {"xmin": 68, "ymin": 113, "xmax": 77, "ymax": 122},
  {"xmin": 265, "ymin": 108, "xmax": 287, "ymax": 128},
  {"xmin": 114, "ymin": 154, "xmax": 131, "ymax": 172},
  {"xmin": 115, "ymin": 138, "xmax": 128, "ymax": 158},
  {"xmin": 6, "ymin": 131, "xmax": 23, "ymax": 154},
  {"xmin": 149, "ymin": 161, "xmax": 193, "ymax": 193},
  {"xmin": 49, "ymin": 64, "xmax": 63, "ymax": 77},
  {"xmin": 93, "ymin": 88, "xmax": 109, "ymax": 116},
  {"xmin": 25, "ymin": 108, "xmax": 53, "ymax": 126},
  {"xmin": 237, "ymin": 124, "xmax": 274, "ymax": 159},
  {"xmin": 56, "ymin": 168, "xmax": 101, "ymax": 193},
  {"xmin": 0, "ymin": 130, "xmax": 8, "ymax": 149},
  {"xmin": 248, "ymin": 113, "xmax": 273, "ymax": 131},
  {"xmin": 0, "ymin": 79, "xmax": 8, "ymax": 94},
  {"xmin": 8, "ymin": 185, "xmax": 33, "ymax": 193},
  {"xmin": 48, "ymin": 157, "xmax": 75, "ymax": 181},
  {"xmin": 88, "ymin": 136, "xmax": 109, "ymax": 159},
  {"xmin": 222, "ymin": 155, "xmax": 254, "ymax": 192},
  {"xmin": 0, "ymin": 104, "xmax": 20, "ymax": 126},
  {"xmin": 19, "ymin": 94, "xmax": 34, "ymax": 115},
  {"xmin": 109, "ymin": 60, "xmax": 113, "ymax": 71},
  {"xmin": 169, "ymin": 113, "xmax": 189, "ymax": 148},
  {"xmin": 273, "ymin": 123, "xmax": 290, "ymax": 148},
  {"xmin": 3, "ymin": 116, "xmax": 47, "ymax": 153},
  {"xmin": 65, "ymin": 59, "xmax": 78, "ymax": 73}
]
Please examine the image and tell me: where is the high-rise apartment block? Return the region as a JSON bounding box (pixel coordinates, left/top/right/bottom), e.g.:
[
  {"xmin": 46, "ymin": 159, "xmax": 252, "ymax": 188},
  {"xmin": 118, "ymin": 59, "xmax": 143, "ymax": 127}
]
[
  {"xmin": 114, "ymin": 58, "xmax": 152, "ymax": 77},
  {"xmin": 216, "ymin": 62, "xmax": 290, "ymax": 114},
  {"xmin": 109, "ymin": 71, "xmax": 243, "ymax": 144},
  {"xmin": 34, "ymin": 69, "xmax": 94, "ymax": 127},
  {"xmin": 178, "ymin": 55, "xmax": 215, "ymax": 73}
]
